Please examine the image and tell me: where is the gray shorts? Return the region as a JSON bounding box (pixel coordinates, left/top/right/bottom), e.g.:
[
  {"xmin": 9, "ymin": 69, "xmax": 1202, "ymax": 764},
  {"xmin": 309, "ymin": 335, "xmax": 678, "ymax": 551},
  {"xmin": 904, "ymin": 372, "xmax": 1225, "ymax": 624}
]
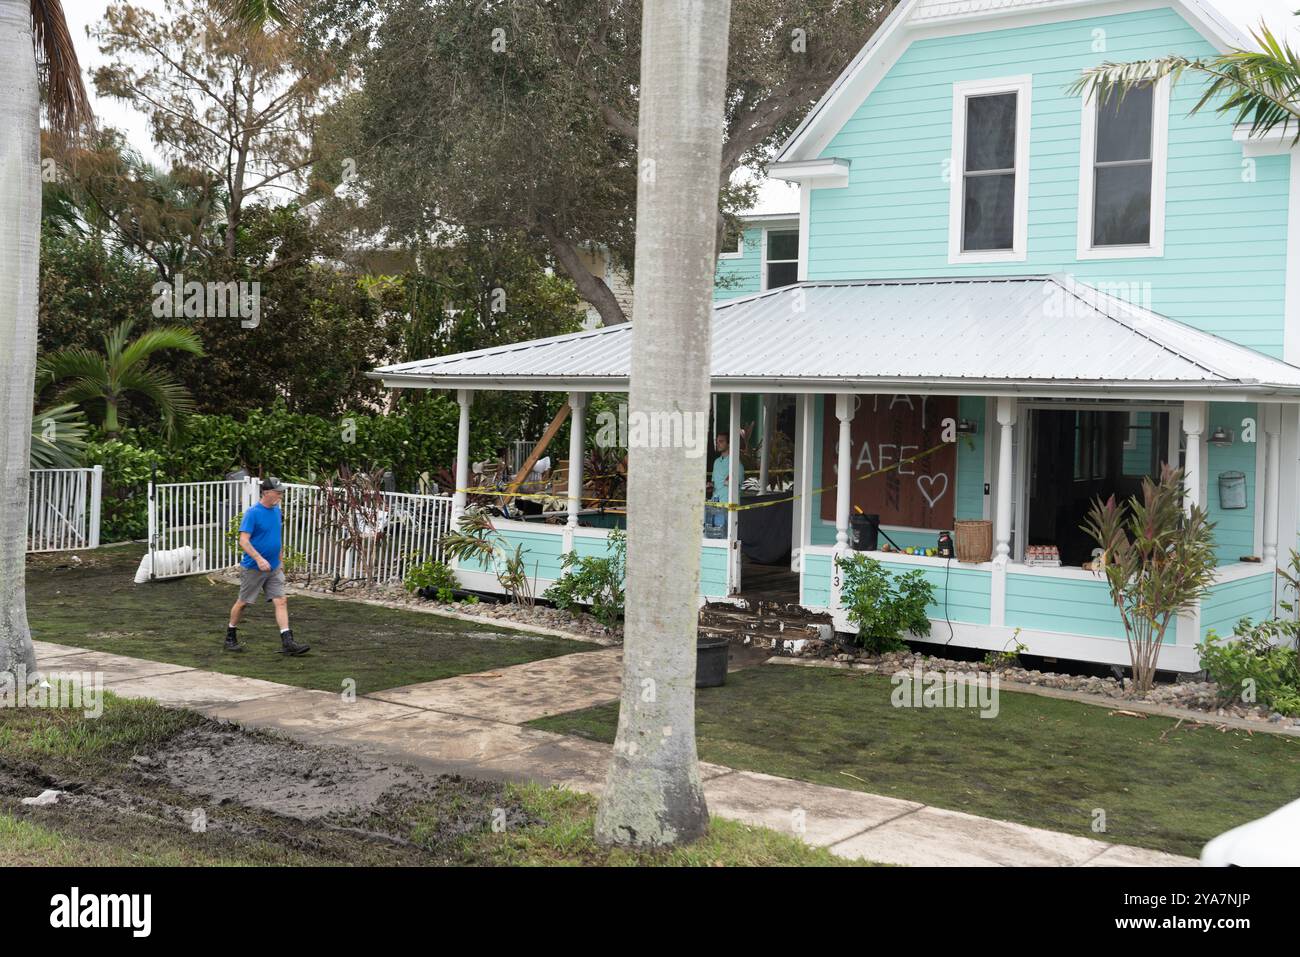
[{"xmin": 238, "ymin": 565, "xmax": 286, "ymax": 603}]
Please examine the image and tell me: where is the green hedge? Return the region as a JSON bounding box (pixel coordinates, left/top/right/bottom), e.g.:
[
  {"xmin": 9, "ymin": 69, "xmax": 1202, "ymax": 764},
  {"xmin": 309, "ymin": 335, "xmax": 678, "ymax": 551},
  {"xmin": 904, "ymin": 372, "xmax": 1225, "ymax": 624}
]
[{"xmin": 84, "ymin": 397, "xmax": 519, "ymax": 543}]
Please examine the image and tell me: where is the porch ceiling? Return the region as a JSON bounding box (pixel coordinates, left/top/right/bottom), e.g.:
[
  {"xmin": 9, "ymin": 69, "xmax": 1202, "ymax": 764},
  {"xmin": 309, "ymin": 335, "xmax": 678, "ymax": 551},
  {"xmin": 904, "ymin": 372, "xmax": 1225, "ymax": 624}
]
[{"xmin": 370, "ymin": 275, "xmax": 1300, "ymax": 398}]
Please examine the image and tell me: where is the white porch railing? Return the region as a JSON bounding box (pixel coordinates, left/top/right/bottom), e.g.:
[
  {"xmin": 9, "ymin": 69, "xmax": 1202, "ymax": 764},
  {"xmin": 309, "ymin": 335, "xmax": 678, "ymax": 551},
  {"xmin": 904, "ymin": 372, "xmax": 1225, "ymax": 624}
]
[{"xmin": 27, "ymin": 466, "xmax": 102, "ymax": 553}]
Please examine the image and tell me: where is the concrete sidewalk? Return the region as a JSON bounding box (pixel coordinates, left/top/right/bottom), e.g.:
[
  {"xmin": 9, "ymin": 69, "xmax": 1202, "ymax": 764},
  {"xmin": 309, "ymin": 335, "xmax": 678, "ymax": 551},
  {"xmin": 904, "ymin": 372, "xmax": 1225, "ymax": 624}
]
[{"xmin": 33, "ymin": 639, "xmax": 1196, "ymax": 867}]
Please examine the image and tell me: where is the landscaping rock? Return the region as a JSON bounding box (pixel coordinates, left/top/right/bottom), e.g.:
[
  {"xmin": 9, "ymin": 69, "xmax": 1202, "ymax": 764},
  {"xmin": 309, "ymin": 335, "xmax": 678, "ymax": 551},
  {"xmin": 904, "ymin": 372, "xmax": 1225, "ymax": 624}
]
[{"xmin": 780, "ymin": 644, "xmax": 1300, "ymax": 727}]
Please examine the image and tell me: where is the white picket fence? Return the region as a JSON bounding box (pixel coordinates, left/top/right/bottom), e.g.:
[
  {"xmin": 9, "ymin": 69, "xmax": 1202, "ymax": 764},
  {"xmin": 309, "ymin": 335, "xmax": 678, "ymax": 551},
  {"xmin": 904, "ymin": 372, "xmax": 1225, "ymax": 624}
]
[
  {"xmin": 27, "ymin": 467, "xmax": 102, "ymax": 553},
  {"xmin": 144, "ymin": 477, "xmax": 455, "ymax": 584}
]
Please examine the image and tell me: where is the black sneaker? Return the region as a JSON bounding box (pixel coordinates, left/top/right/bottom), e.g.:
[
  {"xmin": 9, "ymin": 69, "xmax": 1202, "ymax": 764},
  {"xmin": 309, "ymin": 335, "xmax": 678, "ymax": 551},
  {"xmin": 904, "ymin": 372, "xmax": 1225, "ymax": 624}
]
[
  {"xmin": 280, "ymin": 631, "xmax": 310, "ymax": 656},
  {"xmin": 223, "ymin": 634, "xmax": 245, "ymax": 653}
]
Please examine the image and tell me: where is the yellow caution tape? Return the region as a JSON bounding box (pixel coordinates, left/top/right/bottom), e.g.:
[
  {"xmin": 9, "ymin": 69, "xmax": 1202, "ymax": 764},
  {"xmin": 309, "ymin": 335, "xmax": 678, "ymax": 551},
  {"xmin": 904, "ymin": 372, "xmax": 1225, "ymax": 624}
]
[{"xmin": 451, "ymin": 440, "xmax": 951, "ymax": 513}]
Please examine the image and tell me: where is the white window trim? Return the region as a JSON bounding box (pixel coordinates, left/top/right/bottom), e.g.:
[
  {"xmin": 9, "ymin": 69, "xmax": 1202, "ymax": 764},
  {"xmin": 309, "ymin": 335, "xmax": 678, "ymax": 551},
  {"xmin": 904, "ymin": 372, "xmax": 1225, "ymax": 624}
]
[
  {"xmin": 760, "ymin": 226, "xmax": 799, "ymax": 292},
  {"xmin": 718, "ymin": 228, "xmax": 744, "ymax": 260},
  {"xmin": 948, "ymin": 75, "xmax": 1032, "ymax": 265},
  {"xmin": 1076, "ymin": 76, "xmax": 1169, "ymax": 260}
]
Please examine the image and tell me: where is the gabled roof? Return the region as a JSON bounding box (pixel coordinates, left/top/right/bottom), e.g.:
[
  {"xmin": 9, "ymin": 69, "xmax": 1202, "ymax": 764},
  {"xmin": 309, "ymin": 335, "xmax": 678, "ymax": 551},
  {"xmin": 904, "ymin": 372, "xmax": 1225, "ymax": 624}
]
[
  {"xmin": 371, "ymin": 276, "xmax": 1300, "ymax": 398},
  {"xmin": 774, "ymin": 0, "xmax": 1251, "ymax": 167}
]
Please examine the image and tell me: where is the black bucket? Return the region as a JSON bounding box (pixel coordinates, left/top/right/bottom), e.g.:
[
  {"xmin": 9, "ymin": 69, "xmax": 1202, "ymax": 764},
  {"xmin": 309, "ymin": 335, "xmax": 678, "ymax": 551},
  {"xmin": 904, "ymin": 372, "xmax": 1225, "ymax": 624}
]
[
  {"xmin": 851, "ymin": 513, "xmax": 880, "ymax": 551},
  {"xmin": 696, "ymin": 638, "xmax": 729, "ymax": 688}
]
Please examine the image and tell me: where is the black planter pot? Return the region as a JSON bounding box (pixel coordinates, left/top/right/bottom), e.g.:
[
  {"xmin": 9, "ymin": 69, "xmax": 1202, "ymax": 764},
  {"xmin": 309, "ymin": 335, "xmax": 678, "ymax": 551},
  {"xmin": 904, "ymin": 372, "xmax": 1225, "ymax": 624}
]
[{"xmin": 696, "ymin": 637, "xmax": 729, "ymax": 688}]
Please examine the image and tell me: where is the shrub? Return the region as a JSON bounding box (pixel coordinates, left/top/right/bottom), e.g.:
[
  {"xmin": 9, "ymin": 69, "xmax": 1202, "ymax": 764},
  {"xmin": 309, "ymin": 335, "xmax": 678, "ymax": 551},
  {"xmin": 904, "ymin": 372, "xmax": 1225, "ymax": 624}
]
[
  {"xmin": 83, "ymin": 438, "xmax": 162, "ymax": 542},
  {"xmin": 835, "ymin": 553, "xmax": 934, "ymax": 654},
  {"xmin": 1199, "ymin": 621, "xmax": 1300, "ymax": 716},
  {"xmin": 1082, "ymin": 465, "xmax": 1217, "ymax": 694},
  {"xmin": 544, "ymin": 529, "xmax": 626, "ymax": 628},
  {"xmin": 404, "ymin": 560, "xmax": 461, "ymax": 601},
  {"xmin": 441, "ymin": 508, "xmax": 534, "ymax": 606}
]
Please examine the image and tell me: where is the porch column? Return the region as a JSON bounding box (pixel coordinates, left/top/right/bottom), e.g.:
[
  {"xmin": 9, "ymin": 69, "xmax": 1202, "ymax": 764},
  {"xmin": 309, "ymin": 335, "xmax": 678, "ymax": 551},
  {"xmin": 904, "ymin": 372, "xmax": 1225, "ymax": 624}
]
[
  {"xmin": 1277, "ymin": 404, "xmax": 1300, "ymax": 614},
  {"xmin": 990, "ymin": 397, "xmax": 1016, "ymax": 627},
  {"xmin": 566, "ymin": 392, "xmax": 587, "ymax": 529},
  {"xmin": 452, "ymin": 388, "xmax": 473, "ymax": 523},
  {"xmin": 791, "ymin": 394, "xmax": 807, "ymax": 572},
  {"xmin": 1183, "ymin": 401, "xmax": 1206, "ymax": 513},
  {"xmin": 796, "ymin": 394, "xmax": 816, "ymax": 576},
  {"xmin": 758, "ymin": 394, "xmax": 773, "ymax": 491},
  {"xmin": 993, "ymin": 397, "xmax": 1017, "ymax": 563},
  {"xmin": 1263, "ymin": 404, "xmax": 1281, "ymax": 564},
  {"xmin": 834, "ymin": 394, "xmax": 856, "ymax": 549},
  {"xmin": 728, "ymin": 393, "xmax": 742, "ymax": 594}
]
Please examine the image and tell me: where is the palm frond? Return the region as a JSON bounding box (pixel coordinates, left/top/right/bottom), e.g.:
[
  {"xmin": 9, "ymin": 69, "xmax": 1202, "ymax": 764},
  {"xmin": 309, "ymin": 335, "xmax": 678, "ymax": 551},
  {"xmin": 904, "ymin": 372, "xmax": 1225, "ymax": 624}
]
[
  {"xmin": 29, "ymin": 403, "xmax": 89, "ymax": 469},
  {"xmin": 115, "ymin": 365, "xmax": 197, "ymax": 436},
  {"xmin": 35, "ymin": 347, "xmax": 107, "ymax": 393},
  {"xmin": 29, "ymin": 0, "xmax": 92, "ymax": 134},
  {"xmin": 117, "ymin": 326, "xmax": 205, "ymax": 372},
  {"xmin": 1070, "ymin": 23, "xmax": 1300, "ymax": 144},
  {"xmin": 225, "ymin": 0, "xmax": 298, "ymax": 30},
  {"xmin": 102, "ymin": 320, "xmax": 135, "ymax": 362}
]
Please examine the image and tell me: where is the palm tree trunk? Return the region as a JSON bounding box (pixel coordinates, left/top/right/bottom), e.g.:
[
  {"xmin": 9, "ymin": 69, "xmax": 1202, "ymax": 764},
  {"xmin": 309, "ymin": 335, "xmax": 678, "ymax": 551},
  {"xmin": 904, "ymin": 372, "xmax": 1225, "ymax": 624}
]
[
  {"xmin": 594, "ymin": 0, "xmax": 732, "ymax": 847},
  {"xmin": 0, "ymin": 0, "xmax": 42, "ymax": 677}
]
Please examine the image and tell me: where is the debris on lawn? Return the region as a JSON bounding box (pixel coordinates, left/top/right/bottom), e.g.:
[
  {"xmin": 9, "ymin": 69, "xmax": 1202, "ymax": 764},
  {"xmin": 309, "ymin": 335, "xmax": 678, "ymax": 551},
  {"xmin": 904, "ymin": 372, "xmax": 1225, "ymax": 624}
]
[
  {"xmin": 21, "ymin": 789, "xmax": 64, "ymax": 807},
  {"xmin": 1108, "ymin": 710, "xmax": 1148, "ymax": 719}
]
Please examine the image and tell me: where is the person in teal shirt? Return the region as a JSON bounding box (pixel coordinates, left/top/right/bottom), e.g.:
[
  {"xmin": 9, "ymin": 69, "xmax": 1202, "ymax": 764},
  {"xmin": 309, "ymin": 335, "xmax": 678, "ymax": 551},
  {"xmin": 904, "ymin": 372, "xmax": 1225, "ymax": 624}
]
[{"xmin": 707, "ymin": 432, "xmax": 731, "ymax": 529}]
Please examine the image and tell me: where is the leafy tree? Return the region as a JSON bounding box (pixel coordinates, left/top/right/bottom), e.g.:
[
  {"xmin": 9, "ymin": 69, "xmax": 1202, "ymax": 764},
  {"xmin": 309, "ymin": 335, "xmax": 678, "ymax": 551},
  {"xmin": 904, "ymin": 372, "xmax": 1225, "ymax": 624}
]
[
  {"xmin": 37, "ymin": 218, "xmax": 158, "ymax": 356},
  {"xmin": 46, "ymin": 130, "xmax": 223, "ymax": 281},
  {"xmin": 1082, "ymin": 466, "xmax": 1218, "ymax": 694},
  {"xmin": 92, "ymin": 0, "xmax": 338, "ymax": 256},
  {"xmin": 309, "ymin": 0, "xmax": 893, "ymax": 326},
  {"xmin": 36, "ymin": 320, "xmax": 205, "ymax": 436}
]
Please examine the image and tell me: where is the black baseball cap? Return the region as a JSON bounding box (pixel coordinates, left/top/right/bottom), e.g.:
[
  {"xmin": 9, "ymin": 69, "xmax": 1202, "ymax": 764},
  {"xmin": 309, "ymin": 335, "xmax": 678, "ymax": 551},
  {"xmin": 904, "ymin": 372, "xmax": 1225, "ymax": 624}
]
[{"xmin": 260, "ymin": 476, "xmax": 283, "ymax": 493}]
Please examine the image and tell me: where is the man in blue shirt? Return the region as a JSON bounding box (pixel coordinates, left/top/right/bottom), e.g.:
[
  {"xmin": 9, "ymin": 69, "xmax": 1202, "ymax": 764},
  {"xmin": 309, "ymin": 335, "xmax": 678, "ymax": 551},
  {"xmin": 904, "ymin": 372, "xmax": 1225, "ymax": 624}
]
[
  {"xmin": 224, "ymin": 477, "xmax": 309, "ymax": 655},
  {"xmin": 707, "ymin": 432, "xmax": 731, "ymax": 530}
]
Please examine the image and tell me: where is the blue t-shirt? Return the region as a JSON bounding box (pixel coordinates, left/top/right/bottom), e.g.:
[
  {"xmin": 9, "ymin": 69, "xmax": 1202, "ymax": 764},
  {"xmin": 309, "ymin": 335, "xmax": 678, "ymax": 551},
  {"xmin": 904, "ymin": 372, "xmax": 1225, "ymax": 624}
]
[
  {"xmin": 710, "ymin": 453, "xmax": 730, "ymax": 503},
  {"xmin": 239, "ymin": 502, "xmax": 282, "ymax": 570}
]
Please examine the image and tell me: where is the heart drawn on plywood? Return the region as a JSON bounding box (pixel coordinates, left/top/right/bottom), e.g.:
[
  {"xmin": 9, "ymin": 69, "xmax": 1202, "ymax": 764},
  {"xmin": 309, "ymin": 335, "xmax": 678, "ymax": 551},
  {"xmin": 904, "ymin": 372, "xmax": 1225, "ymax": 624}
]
[{"xmin": 917, "ymin": 472, "xmax": 948, "ymax": 509}]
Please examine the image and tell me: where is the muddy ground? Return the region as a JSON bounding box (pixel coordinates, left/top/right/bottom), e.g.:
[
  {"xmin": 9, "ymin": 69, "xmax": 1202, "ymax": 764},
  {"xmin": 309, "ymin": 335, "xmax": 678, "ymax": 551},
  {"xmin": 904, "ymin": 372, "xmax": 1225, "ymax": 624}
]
[{"xmin": 1, "ymin": 709, "xmax": 535, "ymax": 866}]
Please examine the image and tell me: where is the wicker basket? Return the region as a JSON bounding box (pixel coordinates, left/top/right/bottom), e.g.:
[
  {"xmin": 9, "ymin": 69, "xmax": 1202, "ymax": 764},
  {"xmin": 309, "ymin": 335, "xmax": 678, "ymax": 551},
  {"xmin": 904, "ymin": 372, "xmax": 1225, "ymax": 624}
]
[{"xmin": 953, "ymin": 520, "xmax": 993, "ymax": 563}]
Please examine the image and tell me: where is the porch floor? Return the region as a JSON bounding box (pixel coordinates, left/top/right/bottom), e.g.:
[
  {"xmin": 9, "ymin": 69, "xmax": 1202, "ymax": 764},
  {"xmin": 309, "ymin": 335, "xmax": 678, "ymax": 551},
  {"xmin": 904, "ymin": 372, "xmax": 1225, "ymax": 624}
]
[{"xmin": 738, "ymin": 557, "xmax": 800, "ymax": 604}]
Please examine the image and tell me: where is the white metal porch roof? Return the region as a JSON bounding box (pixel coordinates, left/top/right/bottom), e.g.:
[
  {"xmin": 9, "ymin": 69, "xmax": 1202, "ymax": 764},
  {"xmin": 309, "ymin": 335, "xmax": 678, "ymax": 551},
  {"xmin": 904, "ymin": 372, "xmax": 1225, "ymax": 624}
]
[{"xmin": 370, "ymin": 275, "xmax": 1300, "ymax": 399}]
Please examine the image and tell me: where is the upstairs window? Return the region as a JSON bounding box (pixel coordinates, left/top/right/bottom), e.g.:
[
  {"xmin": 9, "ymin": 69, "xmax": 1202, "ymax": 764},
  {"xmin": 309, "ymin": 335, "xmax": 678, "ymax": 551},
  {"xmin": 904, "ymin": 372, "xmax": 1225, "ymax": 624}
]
[
  {"xmin": 719, "ymin": 224, "xmax": 744, "ymax": 259},
  {"xmin": 949, "ymin": 76, "xmax": 1031, "ymax": 263},
  {"xmin": 1077, "ymin": 79, "xmax": 1168, "ymax": 258},
  {"xmin": 765, "ymin": 229, "xmax": 799, "ymax": 289}
]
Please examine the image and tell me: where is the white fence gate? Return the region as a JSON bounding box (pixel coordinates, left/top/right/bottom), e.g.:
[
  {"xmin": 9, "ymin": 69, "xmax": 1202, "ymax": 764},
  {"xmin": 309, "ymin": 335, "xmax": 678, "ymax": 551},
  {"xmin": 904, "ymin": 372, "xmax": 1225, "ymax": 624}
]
[
  {"xmin": 28, "ymin": 466, "xmax": 102, "ymax": 553},
  {"xmin": 146, "ymin": 478, "xmax": 258, "ymax": 580},
  {"xmin": 144, "ymin": 477, "xmax": 455, "ymax": 584}
]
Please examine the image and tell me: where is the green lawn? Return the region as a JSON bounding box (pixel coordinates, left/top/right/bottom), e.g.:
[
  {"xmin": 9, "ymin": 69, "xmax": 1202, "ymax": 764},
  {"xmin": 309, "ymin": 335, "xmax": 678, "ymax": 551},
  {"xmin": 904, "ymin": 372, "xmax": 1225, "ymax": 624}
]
[
  {"xmin": 528, "ymin": 664, "xmax": 1300, "ymax": 858},
  {"xmin": 0, "ymin": 693, "xmax": 863, "ymax": 867},
  {"xmin": 26, "ymin": 545, "xmax": 593, "ymax": 695}
]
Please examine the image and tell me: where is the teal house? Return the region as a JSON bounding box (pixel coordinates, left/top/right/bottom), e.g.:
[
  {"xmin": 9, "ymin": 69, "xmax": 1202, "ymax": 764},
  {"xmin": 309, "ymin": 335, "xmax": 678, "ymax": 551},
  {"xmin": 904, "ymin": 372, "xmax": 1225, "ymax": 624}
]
[{"xmin": 375, "ymin": 0, "xmax": 1300, "ymax": 673}]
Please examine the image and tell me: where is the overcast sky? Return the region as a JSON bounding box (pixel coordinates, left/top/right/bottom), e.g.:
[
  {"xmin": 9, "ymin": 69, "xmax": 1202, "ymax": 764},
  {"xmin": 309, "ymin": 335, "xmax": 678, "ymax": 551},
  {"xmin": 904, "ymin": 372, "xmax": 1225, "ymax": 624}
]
[{"xmin": 65, "ymin": 0, "xmax": 1300, "ymax": 215}]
